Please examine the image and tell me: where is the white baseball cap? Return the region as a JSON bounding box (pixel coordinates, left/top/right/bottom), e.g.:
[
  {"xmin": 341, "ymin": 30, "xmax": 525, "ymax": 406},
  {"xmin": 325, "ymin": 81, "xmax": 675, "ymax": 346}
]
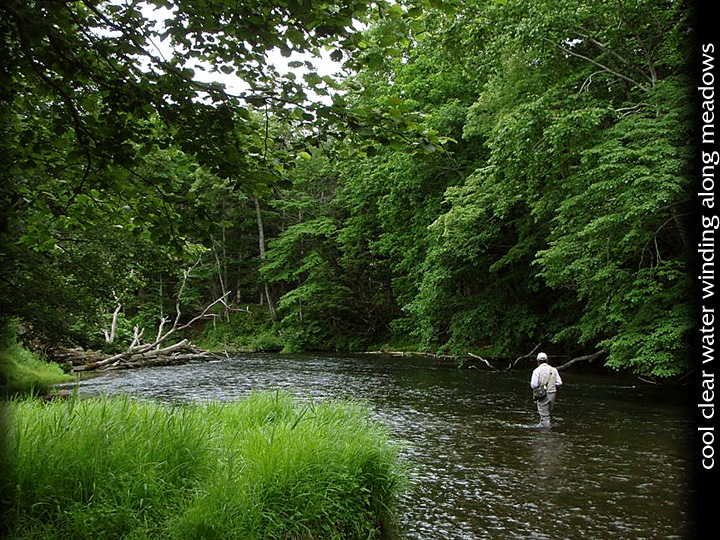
[{"xmin": 537, "ymin": 352, "xmax": 548, "ymax": 362}]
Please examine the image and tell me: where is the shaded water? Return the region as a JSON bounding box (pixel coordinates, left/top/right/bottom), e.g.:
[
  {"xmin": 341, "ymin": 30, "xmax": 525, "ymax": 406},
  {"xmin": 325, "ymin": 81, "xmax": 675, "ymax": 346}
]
[{"xmin": 71, "ymin": 353, "xmax": 695, "ymax": 539}]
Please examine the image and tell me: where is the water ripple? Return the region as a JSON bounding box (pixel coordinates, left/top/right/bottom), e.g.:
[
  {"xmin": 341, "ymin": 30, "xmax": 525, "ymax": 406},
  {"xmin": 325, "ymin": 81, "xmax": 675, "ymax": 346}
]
[{"xmin": 72, "ymin": 353, "xmax": 695, "ymax": 539}]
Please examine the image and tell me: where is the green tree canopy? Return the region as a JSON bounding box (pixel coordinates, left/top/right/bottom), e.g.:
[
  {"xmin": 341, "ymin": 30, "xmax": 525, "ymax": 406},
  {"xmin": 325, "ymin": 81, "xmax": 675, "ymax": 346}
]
[{"xmin": 1, "ymin": 0, "xmax": 697, "ymax": 379}]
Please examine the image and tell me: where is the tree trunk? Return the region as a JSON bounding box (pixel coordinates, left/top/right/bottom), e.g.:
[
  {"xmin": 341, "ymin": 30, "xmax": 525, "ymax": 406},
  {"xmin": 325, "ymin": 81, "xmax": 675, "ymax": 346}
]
[
  {"xmin": 253, "ymin": 196, "xmax": 277, "ymax": 321},
  {"xmin": 103, "ymin": 303, "xmax": 122, "ymax": 344},
  {"xmin": 212, "ymin": 234, "xmax": 230, "ymax": 322}
]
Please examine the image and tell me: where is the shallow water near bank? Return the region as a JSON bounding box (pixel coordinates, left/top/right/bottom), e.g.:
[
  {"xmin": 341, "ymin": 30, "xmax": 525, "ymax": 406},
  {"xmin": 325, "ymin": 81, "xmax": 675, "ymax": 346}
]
[{"xmin": 69, "ymin": 353, "xmax": 695, "ymax": 539}]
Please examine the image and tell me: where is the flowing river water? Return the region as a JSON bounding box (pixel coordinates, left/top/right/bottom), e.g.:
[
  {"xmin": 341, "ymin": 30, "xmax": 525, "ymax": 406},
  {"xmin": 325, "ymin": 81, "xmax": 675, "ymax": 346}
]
[{"xmin": 70, "ymin": 353, "xmax": 696, "ymax": 539}]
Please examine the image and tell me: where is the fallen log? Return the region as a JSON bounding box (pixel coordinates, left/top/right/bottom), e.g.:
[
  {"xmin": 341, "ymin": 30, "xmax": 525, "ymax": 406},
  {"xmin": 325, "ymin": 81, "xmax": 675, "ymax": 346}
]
[
  {"xmin": 363, "ymin": 350, "xmax": 460, "ymax": 361},
  {"xmin": 80, "ymin": 258, "xmax": 232, "ymax": 373},
  {"xmin": 71, "ymin": 343, "xmax": 222, "ymax": 372},
  {"xmin": 98, "ymin": 351, "xmax": 220, "ymax": 371},
  {"xmin": 74, "ymin": 298, "xmax": 230, "ymax": 373}
]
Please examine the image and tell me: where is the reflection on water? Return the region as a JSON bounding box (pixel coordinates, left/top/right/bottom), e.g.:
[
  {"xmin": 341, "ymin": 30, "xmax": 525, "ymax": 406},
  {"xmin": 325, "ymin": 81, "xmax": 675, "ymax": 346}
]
[{"xmin": 70, "ymin": 353, "xmax": 695, "ymax": 539}]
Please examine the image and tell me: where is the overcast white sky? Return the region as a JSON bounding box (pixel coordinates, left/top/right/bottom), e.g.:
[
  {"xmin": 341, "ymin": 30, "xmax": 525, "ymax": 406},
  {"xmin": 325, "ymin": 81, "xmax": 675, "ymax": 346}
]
[{"xmin": 141, "ymin": 2, "xmax": 345, "ymax": 100}]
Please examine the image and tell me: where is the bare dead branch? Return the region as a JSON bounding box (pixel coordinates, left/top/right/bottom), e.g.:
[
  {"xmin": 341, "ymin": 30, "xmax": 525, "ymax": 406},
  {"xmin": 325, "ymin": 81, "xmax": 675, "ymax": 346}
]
[
  {"xmin": 556, "ymin": 349, "xmax": 609, "ymax": 371},
  {"xmin": 77, "ymin": 258, "xmax": 230, "ymax": 372},
  {"xmin": 103, "ymin": 302, "xmax": 122, "ymax": 344},
  {"xmin": 467, "ymin": 352, "xmax": 500, "ymax": 371},
  {"xmin": 506, "ymin": 343, "xmax": 543, "ymax": 371},
  {"xmin": 543, "ymin": 37, "xmax": 650, "ymax": 92}
]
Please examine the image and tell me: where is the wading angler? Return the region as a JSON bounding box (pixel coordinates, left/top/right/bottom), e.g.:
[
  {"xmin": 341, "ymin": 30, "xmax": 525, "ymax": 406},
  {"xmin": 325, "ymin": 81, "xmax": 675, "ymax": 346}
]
[{"xmin": 530, "ymin": 352, "xmax": 563, "ymax": 428}]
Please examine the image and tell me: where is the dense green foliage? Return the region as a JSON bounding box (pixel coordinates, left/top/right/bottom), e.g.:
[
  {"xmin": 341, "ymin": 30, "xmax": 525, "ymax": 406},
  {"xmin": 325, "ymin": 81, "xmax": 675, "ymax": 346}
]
[
  {"xmin": 1, "ymin": 0, "xmax": 695, "ymax": 377},
  {"xmin": 1, "ymin": 392, "xmax": 403, "ymax": 539},
  {"xmin": 260, "ymin": 0, "xmax": 695, "ymax": 376}
]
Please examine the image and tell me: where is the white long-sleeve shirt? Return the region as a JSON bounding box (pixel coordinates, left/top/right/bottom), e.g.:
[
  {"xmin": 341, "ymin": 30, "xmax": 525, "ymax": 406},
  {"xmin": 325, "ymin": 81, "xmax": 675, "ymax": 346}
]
[{"xmin": 530, "ymin": 363, "xmax": 562, "ymax": 393}]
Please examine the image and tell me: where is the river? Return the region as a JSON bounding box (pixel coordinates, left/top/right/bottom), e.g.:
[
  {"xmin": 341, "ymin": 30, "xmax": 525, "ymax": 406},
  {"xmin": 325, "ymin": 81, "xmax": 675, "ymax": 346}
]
[{"xmin": 70, "ymin": 352, "xmax": 696, "ymax": 539}]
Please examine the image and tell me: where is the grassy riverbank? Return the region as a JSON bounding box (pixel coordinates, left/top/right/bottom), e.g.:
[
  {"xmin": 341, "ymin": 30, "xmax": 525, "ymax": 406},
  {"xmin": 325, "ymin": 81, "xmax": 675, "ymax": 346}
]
[
  {"xmin": 0, "ymin": 341, "xmax": 74, "ymax": 397},
  {"xmin": 1, "ymin": 391, "xmax": 404, "ymax": 540}
]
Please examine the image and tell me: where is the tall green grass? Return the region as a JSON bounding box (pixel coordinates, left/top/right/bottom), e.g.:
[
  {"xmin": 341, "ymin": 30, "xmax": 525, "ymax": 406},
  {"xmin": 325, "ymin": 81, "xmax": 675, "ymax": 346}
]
[
  {"xmin": 1, "ymin": 391, "xmax": 404, "ymax": 540},
  {"xmin": 0, "ymin": 342, "xmax": 74, "ymax": 397}
]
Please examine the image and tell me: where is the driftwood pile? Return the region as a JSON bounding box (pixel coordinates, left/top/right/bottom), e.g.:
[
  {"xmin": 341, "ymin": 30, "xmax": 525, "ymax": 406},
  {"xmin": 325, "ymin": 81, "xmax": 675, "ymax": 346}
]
[
  {"xmin": 50, "ymin": 258, "xmax": 229, "ymax": 374},
  {"xmin": 50, "ymin": 341, "xmax": 221, "ymax": 374}
]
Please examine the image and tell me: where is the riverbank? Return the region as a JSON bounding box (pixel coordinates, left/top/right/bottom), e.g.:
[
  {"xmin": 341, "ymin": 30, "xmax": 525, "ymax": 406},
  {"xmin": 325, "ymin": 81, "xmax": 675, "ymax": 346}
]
[
  {"xmin": 1, "ymin": 391, "xmax": 404, "ymax": 540},
  {"xmin": 188, "ymin": 313, "xmax": 614, "ymax": 374},
  {"xmin": 0, "ymin": 341, "xmax": 73, "ymax": 397}
]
